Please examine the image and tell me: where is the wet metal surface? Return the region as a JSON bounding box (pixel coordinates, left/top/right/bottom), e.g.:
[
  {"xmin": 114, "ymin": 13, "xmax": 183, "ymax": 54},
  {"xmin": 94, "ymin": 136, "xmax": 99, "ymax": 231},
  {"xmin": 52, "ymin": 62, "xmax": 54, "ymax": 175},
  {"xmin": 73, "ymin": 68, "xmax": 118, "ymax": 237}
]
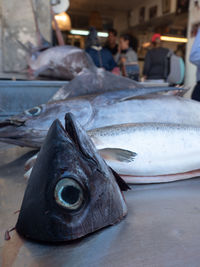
[
  {"xmin": 0, "ymin": 80, "xmax": 67, "ymax": 118},
  {"xmin": 1, "ymin": 143, "xmax": 200, "ymax": 266}
]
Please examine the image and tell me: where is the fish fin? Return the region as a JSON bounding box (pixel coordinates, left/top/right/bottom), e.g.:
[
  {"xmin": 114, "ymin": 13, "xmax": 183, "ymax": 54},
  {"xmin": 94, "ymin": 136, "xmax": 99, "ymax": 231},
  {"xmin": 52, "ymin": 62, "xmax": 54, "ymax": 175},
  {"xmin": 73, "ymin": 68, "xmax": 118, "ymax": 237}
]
[
  {"xmin": 33, "ymin": 64, "xmax": 50, "ymax": 77},
  {"xmin": 119, "ymin": 87, "xmax": 186, "ymax": 102},
  {"xmin": 110, "ymin": 167, "xmax": 131, "ymax": 191},
  {"xmin": 99, "ymin": 148, "xmax": 137, "ymax": 163},
  {"xmin": 50, "ymin": 85, "xmax": 72, "ymax": 102}
]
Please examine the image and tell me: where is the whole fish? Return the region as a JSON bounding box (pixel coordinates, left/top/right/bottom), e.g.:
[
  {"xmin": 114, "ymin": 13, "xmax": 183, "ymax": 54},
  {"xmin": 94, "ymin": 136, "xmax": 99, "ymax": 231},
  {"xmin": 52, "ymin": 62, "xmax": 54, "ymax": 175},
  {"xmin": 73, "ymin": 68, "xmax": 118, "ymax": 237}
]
[
  {"xmin": 50, "ymin": 66, "xmax": 187, "ymax": 102},
  {"xmin": 16, "ymin": 113, "xmax": 129, "ymax": 242},
  {"xmin": 50, "ymin": 67, "xmax": 142, "ymax": 101},
  {"xmin": 88, "ymin": 123, "xmax": 200, "ymax": 183},
  {"xmin": 29, "ymin": 47, "xmax": 183, "ymax": 102},
  {"xmin": 29, "ymin": 45, "xmax": 95, "ymax": 80},
  {"xmin": 0, "ymin": 93, "xmax": 200, "ymax": 148}
]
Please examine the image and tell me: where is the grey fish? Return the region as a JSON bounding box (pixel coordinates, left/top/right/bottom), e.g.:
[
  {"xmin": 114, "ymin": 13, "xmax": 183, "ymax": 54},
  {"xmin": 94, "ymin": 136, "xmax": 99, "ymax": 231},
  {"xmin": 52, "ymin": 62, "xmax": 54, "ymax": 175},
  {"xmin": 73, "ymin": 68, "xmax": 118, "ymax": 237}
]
[
  {"xmin": 29, "ymin": 46, "xmax": 184, "ymax": 101},
  {"xmin": 29, "ymin": 45, "xmax": 95, "ymax": 80},
  {"xmin": 88, "ymin": 122, "xmax": 200, "ymax": 184},
  {"xmin": 0, "ymin": 92, "xmax": 197, "ymax": 148},
  {"xmin": 50, "ymin": 66, "xmax": 188, "ymax": 102},
  {"xmin": 50, "ymin": 67, "xmax": 142, "ymax": 101},
  {"xmin": 16, "ymin": 113, "xmax": 129, "ymax": 242}
]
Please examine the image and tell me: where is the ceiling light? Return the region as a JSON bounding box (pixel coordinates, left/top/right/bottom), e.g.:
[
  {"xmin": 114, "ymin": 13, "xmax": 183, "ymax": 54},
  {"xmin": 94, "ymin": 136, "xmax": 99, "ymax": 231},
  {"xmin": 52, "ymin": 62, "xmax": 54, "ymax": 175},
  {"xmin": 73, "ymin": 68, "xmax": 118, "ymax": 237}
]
[
  {"xmin": 52, "ymin": 12, "xmax": 71, "ymax": 31},
  {"xmin": 70, "ymin": 30, "xmax": 89, "ymax": 36},
  {"xmin": 97, "ymin": 32, "xmax": 108, "ymax": 37},
  {"xmin": 70, "ymin": 29, "xmax": 108, "ymax": 37},
  {"xmin": 161, "ymin": 36, "xmax": 187, "ymax": 43}
]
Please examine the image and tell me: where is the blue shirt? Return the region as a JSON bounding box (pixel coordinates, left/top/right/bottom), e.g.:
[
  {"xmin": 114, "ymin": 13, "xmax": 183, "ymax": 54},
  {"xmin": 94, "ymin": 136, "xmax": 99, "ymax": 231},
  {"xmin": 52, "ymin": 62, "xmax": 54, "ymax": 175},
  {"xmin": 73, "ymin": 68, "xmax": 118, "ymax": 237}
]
[
  {"xmin": 190, "ymin": 28, "xmax": 200, "ymax": 82},
  {"xmin": 86, "ymin": 47, "xmax": 117, "ymax": 71}
]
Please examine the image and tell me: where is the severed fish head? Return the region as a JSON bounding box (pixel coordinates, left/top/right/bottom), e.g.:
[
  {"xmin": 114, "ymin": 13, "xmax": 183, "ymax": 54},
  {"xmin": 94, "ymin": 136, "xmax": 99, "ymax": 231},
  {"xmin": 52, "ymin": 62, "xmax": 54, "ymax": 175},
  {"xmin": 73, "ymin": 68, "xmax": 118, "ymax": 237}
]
[{"xmin": 16, "ymin": 113, "xmax": 128, "ymax": 242}]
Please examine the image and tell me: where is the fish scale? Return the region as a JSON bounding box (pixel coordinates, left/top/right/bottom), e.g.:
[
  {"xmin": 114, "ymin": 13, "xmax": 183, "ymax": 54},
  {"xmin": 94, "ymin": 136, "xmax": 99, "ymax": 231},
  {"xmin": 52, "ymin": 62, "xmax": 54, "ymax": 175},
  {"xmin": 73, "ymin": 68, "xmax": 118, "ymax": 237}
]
[
  {"xmin": 24, "ymin": 121, "xmax": 200, "ymax": 184},
  {"xmin": 88, "ymin": 123, "xmax": 200, "ymax": 178}
]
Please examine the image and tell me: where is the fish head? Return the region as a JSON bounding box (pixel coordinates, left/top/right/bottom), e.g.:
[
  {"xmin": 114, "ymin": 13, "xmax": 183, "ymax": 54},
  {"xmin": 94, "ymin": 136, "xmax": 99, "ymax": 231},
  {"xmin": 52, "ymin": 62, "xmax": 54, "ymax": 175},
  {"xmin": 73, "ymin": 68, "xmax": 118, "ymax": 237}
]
[
  {"xmin": 0, "ymin": 99, "xmax": 93, "ymax": 148},
  {"xmin": 0, "ymin": 103, "xmax": 54, "ymax": 148},
  {"xmin": 28, "ymin": 46, "xmax": 96, "ymax": 79},
  {"xmin": 16, "ymin": 113, "xmax": 127, "ymax": 242}
]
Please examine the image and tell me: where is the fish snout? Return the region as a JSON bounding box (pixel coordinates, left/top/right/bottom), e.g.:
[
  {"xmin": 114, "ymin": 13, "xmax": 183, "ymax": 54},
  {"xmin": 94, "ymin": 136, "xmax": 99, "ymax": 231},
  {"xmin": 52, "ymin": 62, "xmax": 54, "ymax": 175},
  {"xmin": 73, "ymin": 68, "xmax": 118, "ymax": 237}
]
[
  {"xmin": 0, "ymin": 118, "xmax": 25, "ymax": 128},
  {"xmin": 0, "ymin": 118, "xmax": 44, "ymax": 148},
  {"xmin": 0, "ymin": 118, "xmax": 26, "ymax": 141}
]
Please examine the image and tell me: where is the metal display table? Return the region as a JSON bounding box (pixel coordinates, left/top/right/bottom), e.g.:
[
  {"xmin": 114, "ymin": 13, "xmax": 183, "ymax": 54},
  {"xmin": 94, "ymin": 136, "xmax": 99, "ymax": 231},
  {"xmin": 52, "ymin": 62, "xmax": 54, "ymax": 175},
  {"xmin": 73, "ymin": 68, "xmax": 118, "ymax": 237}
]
[
  {"xmin": 1, "ymin": 143, "xmax": 200, "ymax": 267},
  {"xmin": 0, "ymin": 80, "xmax": 67, "ymax": 119}
]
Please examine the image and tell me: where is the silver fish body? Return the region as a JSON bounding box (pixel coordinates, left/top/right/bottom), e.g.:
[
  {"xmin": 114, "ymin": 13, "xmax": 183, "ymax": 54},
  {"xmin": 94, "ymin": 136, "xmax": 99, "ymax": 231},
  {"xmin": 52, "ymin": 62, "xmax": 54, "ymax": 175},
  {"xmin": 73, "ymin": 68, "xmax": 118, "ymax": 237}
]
[
  {"xmin": 1, "ymin": 93, "xmax": 200, "ymax": 148},
  {"xmin": 88, "ymin": 123, "xmax": 200, "ymax": 183}
]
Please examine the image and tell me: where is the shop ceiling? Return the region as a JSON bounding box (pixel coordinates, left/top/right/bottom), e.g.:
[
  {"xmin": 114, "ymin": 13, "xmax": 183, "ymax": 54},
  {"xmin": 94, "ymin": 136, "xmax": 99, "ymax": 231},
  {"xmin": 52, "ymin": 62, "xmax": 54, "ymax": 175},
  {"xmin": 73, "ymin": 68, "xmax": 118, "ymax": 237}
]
[
  {"xmin": 68, "ymin": 0, "xmax": 188, "ymax": 36},
  {"xmin": 69, "ymin": 0, "xmax": 142, "ymax": 14},
  {"xmin": 68, "ymin": 0, "xmax": 188, "ymax": 29}
]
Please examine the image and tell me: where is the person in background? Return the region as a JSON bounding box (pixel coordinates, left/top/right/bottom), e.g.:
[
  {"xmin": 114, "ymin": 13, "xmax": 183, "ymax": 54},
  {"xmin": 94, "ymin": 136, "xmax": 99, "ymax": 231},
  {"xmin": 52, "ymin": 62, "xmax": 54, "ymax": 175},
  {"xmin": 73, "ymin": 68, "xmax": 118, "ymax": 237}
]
[
  {"xmin": 116, "ymin": 34, "xmax": 138, "ymax": 64},
  {"xmin": 104, "ymin": 28, "xmax": 118, "ymax": 58},
  {"xmin": 143, "ymin": 33, "xmax": 170, "ymax": 82},
  {"xmin": 190, "ymin": 27, "xmax": 200, "ymax": 101},
  {"xmin": 115, "ymin": 34, "xmax": 139, "ymax": 80},
  {"xmin": 175, "ymin": 43, "xmax": 185, "ymax": 60},
  {"xmin": 85, "ymin": 27, "xmax": 117, "ymax": 72}
]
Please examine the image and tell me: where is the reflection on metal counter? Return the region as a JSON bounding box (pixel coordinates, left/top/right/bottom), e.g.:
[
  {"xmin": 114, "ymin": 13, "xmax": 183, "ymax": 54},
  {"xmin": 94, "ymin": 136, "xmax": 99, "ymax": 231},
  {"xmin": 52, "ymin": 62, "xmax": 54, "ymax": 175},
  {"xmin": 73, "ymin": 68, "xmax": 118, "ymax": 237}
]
[{"xmin": 1, "ymin": 142, "xmax": 200, "ymax": 266}]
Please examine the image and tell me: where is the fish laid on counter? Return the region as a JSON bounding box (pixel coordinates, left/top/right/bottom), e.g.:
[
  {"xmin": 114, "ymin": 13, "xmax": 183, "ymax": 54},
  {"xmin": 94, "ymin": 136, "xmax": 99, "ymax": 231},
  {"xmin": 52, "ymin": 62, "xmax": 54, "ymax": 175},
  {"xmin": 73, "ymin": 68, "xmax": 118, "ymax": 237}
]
[
  {"xmin": 49, "ymin": 60, "xmax": 185, "ymax": 102},
  {"xmin": 88, "ymin": 123, "xmax": 200, "ymax": 183},
  {"xmin": 50, "ymin": 67, "xmax": 141, "ymax": 101},
  {"xmin": 25, "ymin": 119, "xmax": 200, "ymax": 184},
  {"xmin": 28, "ymin": 44, "xmax": 146, "ymax": 99},
  {"xmin": 29, "ymin": 45, "xmax": 95, "ymax": 80},
  {"xmin": 0, "ymin": 92, "xmax": 196, "ymax": 148},
  {"xmin": 16, "ymin": 113, "xmax": 129, "ymax": 242}
]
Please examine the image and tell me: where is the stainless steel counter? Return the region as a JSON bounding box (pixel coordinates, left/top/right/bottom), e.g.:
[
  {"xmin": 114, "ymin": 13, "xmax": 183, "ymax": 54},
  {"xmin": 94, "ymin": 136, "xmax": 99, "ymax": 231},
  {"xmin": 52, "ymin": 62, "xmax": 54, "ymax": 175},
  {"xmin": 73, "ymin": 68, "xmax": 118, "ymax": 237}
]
[
  {"xmin": 1, "ymin": 142, "xmax": 200, "ymax": 267},
  {"xmin": 0, "ymin": 80, "xmax": 67, "ymax": 119}
]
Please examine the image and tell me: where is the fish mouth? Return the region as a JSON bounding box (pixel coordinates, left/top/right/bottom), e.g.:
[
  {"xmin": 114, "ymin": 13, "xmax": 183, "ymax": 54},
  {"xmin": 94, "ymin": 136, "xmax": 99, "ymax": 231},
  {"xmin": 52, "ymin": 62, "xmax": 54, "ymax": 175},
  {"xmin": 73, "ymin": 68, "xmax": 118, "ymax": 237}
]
[
  {"xmin": 0, "ymin": 118, "xmax": 25, "ymax": 139},
  {"xmin": 0, "ymin": 119, "xmax": 41, "ymax": 148},
  {"xmin": 0, "ymin": 118, "xmax": 25, "ymax": 128}
]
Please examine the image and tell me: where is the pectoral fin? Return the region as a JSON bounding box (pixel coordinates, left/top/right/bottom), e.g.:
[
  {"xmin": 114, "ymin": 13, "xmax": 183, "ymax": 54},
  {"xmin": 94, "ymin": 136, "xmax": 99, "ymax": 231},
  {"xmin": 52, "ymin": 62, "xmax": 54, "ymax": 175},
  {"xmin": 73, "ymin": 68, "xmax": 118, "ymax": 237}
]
[
  {"xmin": 110, "ymin": 167, "xmax": 131, "ymax": 191},
  {"xmin": 98, "ymin": 148, "xmax": 137, "ymax": 163}
]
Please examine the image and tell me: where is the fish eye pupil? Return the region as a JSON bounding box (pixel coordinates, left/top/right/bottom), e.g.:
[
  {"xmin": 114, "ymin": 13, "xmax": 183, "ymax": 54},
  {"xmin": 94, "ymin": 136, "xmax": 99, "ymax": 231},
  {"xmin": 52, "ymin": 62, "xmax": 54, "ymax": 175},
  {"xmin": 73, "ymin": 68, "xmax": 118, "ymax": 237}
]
[
  {"xmin": 25, "ymin": 106, "xmax": 41, "ymax": 116},
  {"xmin": 61, "ymin": 186, "xmax": 80, "ymax": 205},
  {"xmin": 55, "ymin": 178, "xmax": 84, "ymax": 210},
  {"xmin": 29, "ymin": 108, "xmax": 38, "ymax": 115}
]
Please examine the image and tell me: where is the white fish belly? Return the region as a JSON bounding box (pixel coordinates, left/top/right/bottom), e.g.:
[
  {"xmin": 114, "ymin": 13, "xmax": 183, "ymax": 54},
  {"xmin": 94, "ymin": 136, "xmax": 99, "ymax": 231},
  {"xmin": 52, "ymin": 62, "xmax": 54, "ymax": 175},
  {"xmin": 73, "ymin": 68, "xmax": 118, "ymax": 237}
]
[{"xmin": 90, "ymin": 124, "xmax": 200, "ymax": 176}]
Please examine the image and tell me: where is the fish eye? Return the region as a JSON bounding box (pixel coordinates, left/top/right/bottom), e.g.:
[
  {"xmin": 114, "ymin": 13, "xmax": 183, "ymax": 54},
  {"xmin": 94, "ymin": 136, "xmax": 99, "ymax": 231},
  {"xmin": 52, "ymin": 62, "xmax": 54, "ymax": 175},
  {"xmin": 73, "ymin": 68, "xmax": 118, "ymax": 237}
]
[
  {"xmin": 54, "ymin": 178, "xmax": 84, "ymax": 210},
  {"xmin": 24, "ymin": 106, "xmax": 41, "ymax": 116}
]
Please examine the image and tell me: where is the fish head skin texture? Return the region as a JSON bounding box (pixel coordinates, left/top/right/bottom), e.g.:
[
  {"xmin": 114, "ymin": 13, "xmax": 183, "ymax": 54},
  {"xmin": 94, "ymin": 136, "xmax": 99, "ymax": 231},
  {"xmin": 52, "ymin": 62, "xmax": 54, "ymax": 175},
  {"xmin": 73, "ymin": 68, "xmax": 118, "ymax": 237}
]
[
  {"xmin": 0, "ymin": 99, "xmax": 92, "ymax": 148},
  {"xmin": 16, "ymin": 114, "xmax": 127, "ymax": 242}
]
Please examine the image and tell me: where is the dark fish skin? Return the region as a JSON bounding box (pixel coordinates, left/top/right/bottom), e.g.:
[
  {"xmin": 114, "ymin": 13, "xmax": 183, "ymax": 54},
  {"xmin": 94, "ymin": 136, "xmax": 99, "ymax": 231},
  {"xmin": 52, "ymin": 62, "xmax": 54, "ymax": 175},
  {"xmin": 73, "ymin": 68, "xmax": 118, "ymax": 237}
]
[
  {"xmin": 16, "ymin": 113, "xmax": 128, "ymax": 242},
  {"xmin": 0, "ymin": 89, "xmax": 188, "ymax": 149},
  {"xmin": 29, "ymin": 45, "xmax": 95, "ymax": 80},
  {"xmin": 51, "ymin": 67, "xmax": 141, "ymax": 101}
]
